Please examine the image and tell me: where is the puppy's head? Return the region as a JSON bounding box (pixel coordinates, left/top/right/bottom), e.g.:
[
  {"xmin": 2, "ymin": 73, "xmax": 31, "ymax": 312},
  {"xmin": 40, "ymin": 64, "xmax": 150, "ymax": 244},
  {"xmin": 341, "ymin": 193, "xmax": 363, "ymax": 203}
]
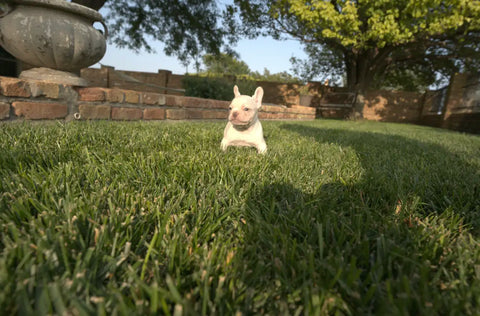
[{"xmin": 228, "ymin": 85, "xmax": 264, "ymax": 127}]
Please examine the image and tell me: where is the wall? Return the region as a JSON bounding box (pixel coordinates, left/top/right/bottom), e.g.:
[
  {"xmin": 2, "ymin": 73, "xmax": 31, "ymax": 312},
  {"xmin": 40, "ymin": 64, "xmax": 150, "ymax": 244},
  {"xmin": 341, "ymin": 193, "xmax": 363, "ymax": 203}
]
[
  {"xmin": 419, "ymin": 89, "xmax": 448, "ymax": 128},
  {"xmin": 314, "ymin": 89, "xmax": 424, "ymax": 123},
  {"xmin": 418, "ymin": 73, "xmax": 480, "ymax": 134},
  {"xmin": 258, "ymin": 81, "xmax": 302, "ymax": 105},
  {"xmin": 442, "ymin": 73, "xmax": 480, "ymax": 134},
  {"xmin": 81, "ymin": 66, "xmax": 183, "ymax": 94},
  {"xmin": 3, "ymin": 67, "xmax": 479, "ymax": 134},
  {"xmin": 360, "ymin": 90, "xmax": 424, "ymax": 123},
  {"xmin": 0, "ymin": 76, "xmax": 316, "ymax": 121},
  {"xmin": 80, "ymin": 68, "xmax": 480, "ymax": 134},
  {"xmin": 312, "ymin": 75, "xmax": 480, "ymax": 134},
  {"xmin": 316, "ymin": 88, "xmax": 355, "ymax": 119},
  {"xmin": 80, "ymin": 66, "xmax": 326, "ymax": 105}
]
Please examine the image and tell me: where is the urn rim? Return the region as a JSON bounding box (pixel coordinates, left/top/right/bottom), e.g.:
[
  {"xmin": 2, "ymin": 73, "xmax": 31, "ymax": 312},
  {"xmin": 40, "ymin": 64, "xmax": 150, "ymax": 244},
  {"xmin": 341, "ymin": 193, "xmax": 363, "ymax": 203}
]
[{"xmin": 6, "ymin": 0, "xmax": 104, "ymax": 22}]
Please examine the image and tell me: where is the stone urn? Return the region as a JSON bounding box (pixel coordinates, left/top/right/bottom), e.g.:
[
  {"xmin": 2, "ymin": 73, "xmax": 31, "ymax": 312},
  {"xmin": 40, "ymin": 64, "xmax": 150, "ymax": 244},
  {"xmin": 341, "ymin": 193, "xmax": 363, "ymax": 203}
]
[{"xmin": 0, "ymin": 0, "xmax": 107, "ymax": 86}]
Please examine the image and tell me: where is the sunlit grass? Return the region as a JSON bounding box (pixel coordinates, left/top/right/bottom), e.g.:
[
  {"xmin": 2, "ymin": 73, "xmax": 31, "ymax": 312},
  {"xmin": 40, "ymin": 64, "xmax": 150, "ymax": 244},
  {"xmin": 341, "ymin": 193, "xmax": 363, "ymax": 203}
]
[{"xmin": 1, "ymin": 120, "xmax": 479, "ymax": 314}]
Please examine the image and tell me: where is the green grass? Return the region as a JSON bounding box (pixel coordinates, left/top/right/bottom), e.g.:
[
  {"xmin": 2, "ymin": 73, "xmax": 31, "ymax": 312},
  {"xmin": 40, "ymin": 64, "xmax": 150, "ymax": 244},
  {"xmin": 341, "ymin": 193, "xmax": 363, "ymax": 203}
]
[{"xmin": 1, "ymin": 120, "xmax": 480, "ymax": 315}]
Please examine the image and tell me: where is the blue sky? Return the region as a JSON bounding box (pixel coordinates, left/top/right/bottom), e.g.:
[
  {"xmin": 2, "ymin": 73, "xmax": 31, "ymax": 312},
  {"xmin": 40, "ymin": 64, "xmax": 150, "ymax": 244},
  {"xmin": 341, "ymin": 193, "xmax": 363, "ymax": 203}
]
[
  {"xmin": 93, "ymin": 1, "xmax": 308, "ymax": 77},
  {"xmin": 94, "ymin": 35, "xmax": 308, "ymax": 76}
]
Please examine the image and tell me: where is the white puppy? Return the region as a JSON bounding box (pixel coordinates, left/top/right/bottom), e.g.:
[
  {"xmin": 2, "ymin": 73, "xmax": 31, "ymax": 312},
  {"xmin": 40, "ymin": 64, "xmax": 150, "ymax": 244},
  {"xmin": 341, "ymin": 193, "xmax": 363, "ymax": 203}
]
[{"xmin": 221, "ymin": 85, "xmax": 267, "ymax": 154}]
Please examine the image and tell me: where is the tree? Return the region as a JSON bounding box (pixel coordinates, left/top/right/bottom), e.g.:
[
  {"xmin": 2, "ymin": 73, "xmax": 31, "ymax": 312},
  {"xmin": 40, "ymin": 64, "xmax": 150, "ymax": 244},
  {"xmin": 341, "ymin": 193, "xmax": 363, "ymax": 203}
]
[
  {"xmin": 202, "ymin": 53, "xmax": 251, "ymax": 75},
  {"xmin": 199, "ymin": 53, "xmax": 301, "ymax": 82},
  {"xmin": 250, "ymin": 68, "xmax": 301, "ymax": 83},
  {"xmin": 229, "ymin": 0, "xmax": 480, "ymax": 91},
  {"xmin": 71, "ymin": 0, "xmax": 234, "ymax": 66}
]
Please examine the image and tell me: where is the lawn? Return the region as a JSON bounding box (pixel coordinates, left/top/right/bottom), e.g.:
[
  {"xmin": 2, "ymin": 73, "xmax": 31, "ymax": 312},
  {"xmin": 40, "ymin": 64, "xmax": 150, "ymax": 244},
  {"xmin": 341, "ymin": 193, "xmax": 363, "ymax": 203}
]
[{"xmin": 1, "ymin": 120, "xmax": 480, "ymax": 315}]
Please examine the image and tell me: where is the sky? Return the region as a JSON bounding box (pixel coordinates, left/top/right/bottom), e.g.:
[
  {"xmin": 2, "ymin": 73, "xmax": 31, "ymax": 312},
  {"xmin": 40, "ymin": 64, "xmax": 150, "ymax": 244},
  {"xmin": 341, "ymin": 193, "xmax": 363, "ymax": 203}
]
[
  {"xmin": 93, "ymin": 1, "xmax": 309, "ymax": 76},
  {"xmin": 92, "ymin": 1, "xmax": 311, "ymax": 79},
  {"xmin": 94, "ymin": 35, "xmax": 308, "ymax": 76}
]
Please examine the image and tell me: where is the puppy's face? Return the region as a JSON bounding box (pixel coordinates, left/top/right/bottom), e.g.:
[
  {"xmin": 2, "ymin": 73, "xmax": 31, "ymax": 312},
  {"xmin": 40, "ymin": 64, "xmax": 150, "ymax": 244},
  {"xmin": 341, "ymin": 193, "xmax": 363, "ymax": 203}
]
[{"xmin": 228, "ymin": 86, "xmax": 264, "ymax": 127}]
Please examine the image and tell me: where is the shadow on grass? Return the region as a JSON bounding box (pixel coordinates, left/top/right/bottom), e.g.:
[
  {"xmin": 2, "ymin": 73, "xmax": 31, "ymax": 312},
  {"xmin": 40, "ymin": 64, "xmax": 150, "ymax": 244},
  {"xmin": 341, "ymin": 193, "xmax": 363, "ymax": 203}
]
[
  {"xmin": 280, "ymin": 123, "xmax": 480, "ymax": 226},
  {"xmin": 233, "ymin": 123, "xmax": 480, "ymax": 314}
]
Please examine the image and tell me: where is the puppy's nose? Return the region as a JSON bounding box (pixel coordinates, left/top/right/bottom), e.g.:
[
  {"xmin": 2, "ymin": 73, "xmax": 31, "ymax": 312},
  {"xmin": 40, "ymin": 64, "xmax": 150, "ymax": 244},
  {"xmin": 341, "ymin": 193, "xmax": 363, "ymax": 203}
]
[{"xmin": 232, "ymin": 111, "xmax": 238, "ymax": 118}]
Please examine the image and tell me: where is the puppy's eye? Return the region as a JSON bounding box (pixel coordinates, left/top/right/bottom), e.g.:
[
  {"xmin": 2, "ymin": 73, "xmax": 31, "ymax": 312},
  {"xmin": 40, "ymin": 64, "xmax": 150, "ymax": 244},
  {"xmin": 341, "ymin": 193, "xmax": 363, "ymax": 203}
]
[
  {"xmin": 228, "ymin": 106, "xmax": 232, "ymax": 110},
  {"xmin": 243, "ymin": 108, "xmax": 249, "ymax": 111}
]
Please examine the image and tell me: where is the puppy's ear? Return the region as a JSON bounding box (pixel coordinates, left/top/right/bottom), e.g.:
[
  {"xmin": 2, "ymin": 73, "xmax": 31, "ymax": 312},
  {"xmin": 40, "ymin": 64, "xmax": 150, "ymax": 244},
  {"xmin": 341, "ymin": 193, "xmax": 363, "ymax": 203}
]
[
  {"xmin": 233, "ymin": 85, "xmax": 241, "ymax": 97},
  {"xmin": 253, "ymin": 87, "xmax": 264, "ymax": 108}
]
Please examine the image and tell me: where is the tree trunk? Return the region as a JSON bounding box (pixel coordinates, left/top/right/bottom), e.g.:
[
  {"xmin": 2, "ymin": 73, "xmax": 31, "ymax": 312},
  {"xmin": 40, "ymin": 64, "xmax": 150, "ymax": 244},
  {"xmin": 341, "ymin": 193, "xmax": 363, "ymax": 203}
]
[
  {"xmin": 345, "ymin": 52, "xmax": 357, "ymax": 91},
  {"xmin": 71, "ymin": 0, "xmax": 107, "ymax": 11},
  {"xmin": 345, "ymin": 50, "xmax": 377, "ymax": 119},
  {"xmin": 345, "ymin": 50, "xmax": 376, "ymax": 93}
]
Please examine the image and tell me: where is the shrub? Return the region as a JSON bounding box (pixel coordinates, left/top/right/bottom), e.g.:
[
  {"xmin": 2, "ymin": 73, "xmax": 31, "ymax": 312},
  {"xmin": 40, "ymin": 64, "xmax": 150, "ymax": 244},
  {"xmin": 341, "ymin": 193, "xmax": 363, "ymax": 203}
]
[{"xmin": 182, "ymin": 75, "xmax": 257, "ymax": 100}]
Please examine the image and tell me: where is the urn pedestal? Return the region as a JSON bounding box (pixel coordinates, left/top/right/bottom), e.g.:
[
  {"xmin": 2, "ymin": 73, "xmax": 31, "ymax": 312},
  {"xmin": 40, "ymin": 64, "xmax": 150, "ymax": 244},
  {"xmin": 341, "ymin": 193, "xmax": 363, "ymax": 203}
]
[{"xmin": 0, "ymin": 0, "xmax": 107, "ymax": 86}]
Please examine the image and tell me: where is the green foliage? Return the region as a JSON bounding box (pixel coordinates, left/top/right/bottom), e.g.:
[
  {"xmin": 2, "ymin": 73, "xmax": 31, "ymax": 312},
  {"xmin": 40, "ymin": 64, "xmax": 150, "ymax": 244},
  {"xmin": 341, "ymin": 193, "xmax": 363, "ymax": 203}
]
[
  {"xmin": 182, "ymin": 75, "xmax": 256, "ymax": 100},
  {"xmin": 200, "ymin": 53, "xmax": 301, "ymax": 83},
  {"xmin": 251, "ymin": 68, "xmax": 301, "ymax": 83},
  {"xmin": 373, "ymin": 66, "xmax": 437, "ymax": 92},
  {"xmin": 290, "ymin": 44, "xmax": 346, "ymax": 84},
  {"xmin": 281, "ymin": 0, "xmax": 480, "ymax": 49},
  {"xmin": 202, "ymin": 53, "xmax": 251, "ymax": 76},
  {"xmin": 102, "ymin": 0, "xmax": 231, "ymax": 64},
  {"xmin": 1, "ymin": 121, "xmax": 480, "ymax": 314},
  {"xmin": 75, "ymin": 0, "xmax": 480, "ymax": 91},
  {"xmin": 231, "ymin": 0, "xmax": 480, "ymax": 91},
  {"xmin": 185, "ymin": 52, "xmax": 300, "ymax": 100}
]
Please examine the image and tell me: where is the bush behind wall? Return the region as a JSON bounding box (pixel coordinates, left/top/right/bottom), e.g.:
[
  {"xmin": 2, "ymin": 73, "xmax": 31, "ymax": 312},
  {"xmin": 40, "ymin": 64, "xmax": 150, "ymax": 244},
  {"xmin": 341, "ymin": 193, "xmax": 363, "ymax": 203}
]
[{"xmin": 182, "ymin": 75, "xmax": 257, "ymax": 101}]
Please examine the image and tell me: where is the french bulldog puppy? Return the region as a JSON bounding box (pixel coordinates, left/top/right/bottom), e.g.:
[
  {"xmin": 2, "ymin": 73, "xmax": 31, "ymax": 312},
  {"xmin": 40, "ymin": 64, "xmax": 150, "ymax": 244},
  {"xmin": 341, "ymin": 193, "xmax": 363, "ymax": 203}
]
[{"xmin": 221, "ymin": 85, "xmax": 267, "ymax": 154}]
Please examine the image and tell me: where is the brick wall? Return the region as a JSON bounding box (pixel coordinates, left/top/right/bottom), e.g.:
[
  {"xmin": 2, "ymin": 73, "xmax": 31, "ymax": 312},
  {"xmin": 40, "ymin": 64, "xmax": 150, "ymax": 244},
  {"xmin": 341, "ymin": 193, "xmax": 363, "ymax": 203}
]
[
  {"xmin": 258, "ymin": 81, "xmax": 302, "ymax": 105},
  {"xmin": 81, "ymin": 66, "xmax": 177, "ymax": 94},
  {"xmin": 440, "ymin": 73, "xmax": 480, "ymax": 134},
  {"xmin": 361, "ymin": 90, "xmax": 424, "ymax": 123},
  {"xmin": 80, "ymin": 66, "xmax": 328, "ymax": 105},
  {"xmin": 79, "ymin": 66, "xmax": 480, "ymax": 133},
  {"xmin": 315, "ymin": 89, "xmax": 424, "ymax": 122},
  {"xmin": 0, "ymin": 76, "xmax": 315, "ymax": 121},
  {"xmin": 2, "ymin": 71, "xmax": 478, "ymax": 133}
]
